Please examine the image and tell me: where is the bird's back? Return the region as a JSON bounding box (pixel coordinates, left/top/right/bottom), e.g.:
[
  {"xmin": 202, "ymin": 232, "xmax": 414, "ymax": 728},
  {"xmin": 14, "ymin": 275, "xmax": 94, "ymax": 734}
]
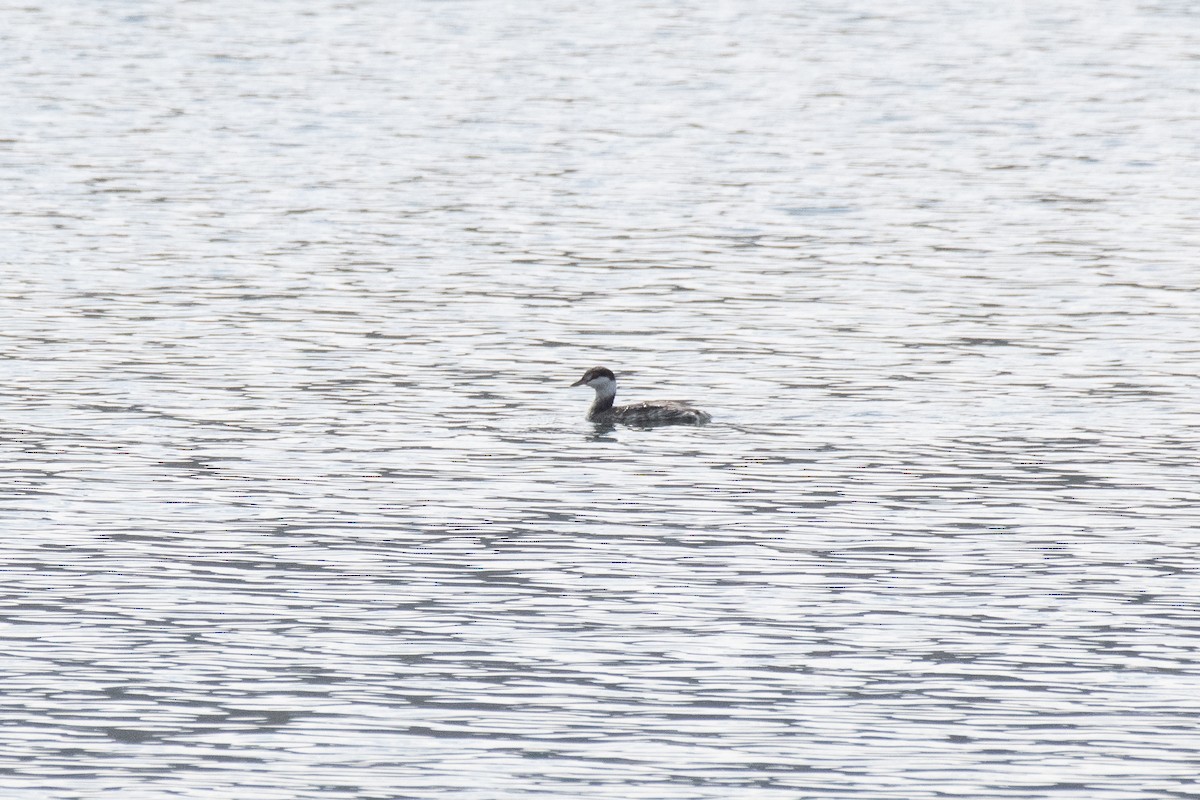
[{"xmin": 597, "ymin": 400, "xmax": 712, "ymax": 427}]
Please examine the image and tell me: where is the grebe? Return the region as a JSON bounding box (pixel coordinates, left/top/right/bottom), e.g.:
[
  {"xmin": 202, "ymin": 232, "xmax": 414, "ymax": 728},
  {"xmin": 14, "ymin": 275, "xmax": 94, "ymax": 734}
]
[{"xmin": 570, "ymin": 366, "xmax": 712, "ymax": 427}]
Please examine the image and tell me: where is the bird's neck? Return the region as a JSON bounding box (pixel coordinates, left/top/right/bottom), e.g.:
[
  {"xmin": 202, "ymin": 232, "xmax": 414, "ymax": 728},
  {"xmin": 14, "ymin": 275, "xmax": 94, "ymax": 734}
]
[{"xmin": 588, "ymin": 383, "xmax": 616, "ymax": 418}]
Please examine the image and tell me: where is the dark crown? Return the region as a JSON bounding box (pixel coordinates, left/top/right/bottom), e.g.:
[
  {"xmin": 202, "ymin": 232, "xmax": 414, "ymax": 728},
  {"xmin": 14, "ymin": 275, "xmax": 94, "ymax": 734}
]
[{"xmin": 582, "ymin": 366, "xmax": 615, "ymax": 381}]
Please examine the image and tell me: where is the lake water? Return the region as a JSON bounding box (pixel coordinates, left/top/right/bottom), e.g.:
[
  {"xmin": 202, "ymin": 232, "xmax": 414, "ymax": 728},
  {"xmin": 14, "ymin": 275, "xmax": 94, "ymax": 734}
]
[{"xmin": 3, "ymin": 1, "xmax": 1200, "ymax": 797}]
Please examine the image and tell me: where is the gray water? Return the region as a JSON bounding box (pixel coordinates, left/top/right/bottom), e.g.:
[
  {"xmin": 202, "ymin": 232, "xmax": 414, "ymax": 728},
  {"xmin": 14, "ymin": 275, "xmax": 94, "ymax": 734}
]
[{"xmin": 3, "ymin": 1, "xmax": 1200, "ymax": 798}]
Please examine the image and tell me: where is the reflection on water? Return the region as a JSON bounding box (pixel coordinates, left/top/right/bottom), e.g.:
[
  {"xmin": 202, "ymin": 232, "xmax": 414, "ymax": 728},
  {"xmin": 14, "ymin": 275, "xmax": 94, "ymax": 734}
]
[{"xmin": 3, "ymin": 0, "xmax": 1199, "ymax": 798}]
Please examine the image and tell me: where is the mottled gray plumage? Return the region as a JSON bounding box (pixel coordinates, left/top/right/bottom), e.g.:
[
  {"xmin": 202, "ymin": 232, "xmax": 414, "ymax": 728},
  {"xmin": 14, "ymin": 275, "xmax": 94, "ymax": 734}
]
[{"xmin": 570, "ymin": 366, "xmax": 711, "ymax": 427}]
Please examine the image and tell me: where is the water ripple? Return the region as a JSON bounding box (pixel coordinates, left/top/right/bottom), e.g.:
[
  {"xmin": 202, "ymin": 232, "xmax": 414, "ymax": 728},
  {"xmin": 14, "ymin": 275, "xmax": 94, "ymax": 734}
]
[{"xmin": 3, "ymin": 0, "xmax": 1199, "ymax": 798}]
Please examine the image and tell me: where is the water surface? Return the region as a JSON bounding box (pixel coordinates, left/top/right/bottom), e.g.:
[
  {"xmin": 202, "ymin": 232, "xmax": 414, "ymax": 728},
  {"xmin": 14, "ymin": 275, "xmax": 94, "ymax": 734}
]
[{"xmin": 3, "ymin": 1, "xmax": 1200, "ymax": 798}]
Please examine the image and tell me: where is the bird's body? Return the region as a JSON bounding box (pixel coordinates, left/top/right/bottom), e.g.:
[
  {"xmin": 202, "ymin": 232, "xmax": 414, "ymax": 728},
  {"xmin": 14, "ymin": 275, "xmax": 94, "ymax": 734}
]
[{"xmin": 570, "ymin": 366, "xmax": 711, "ymax": 427}]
